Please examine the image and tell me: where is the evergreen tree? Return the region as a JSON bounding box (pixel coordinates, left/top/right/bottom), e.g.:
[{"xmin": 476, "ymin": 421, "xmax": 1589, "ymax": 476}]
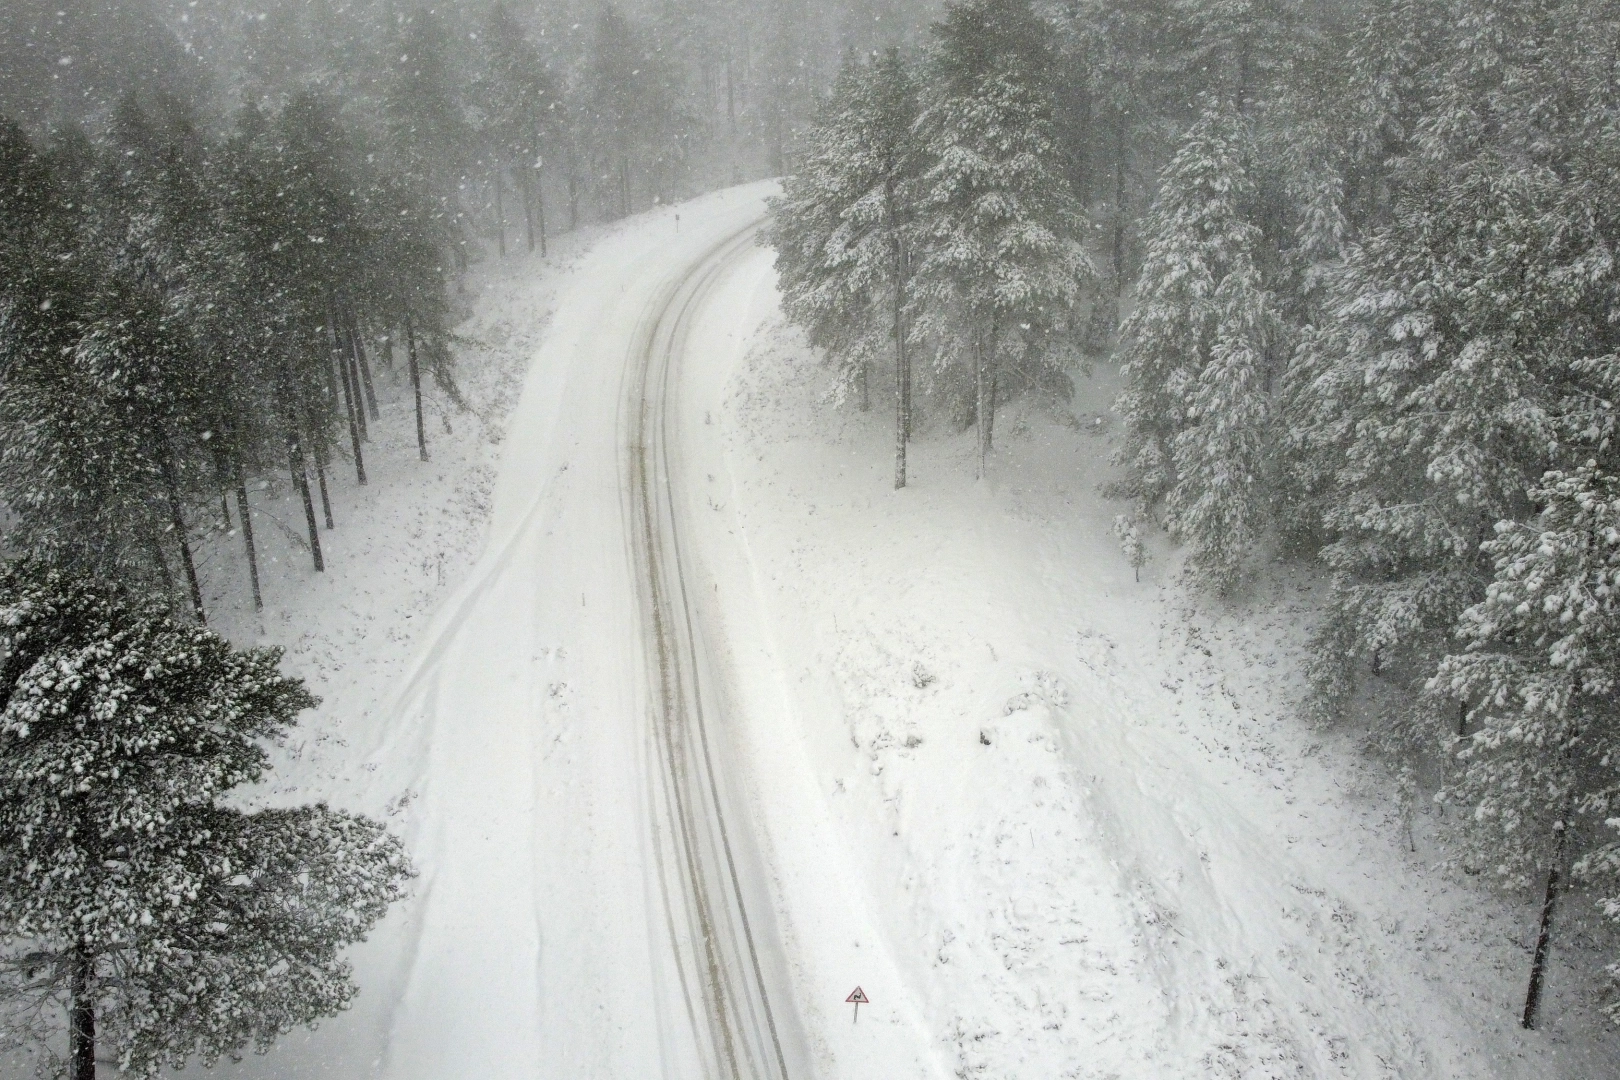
[
  {"xmin": 483, "ymin": 3, "xmax": 562, "ymax": 256},
  {"xmin": 1431, "ymin": 461, "xmax": 1620, "ymax": 1027},
  {"xmin": 0, "ymin": 564, "xmax": 410, "ymax": 1077},
  {"xmin": 768, "ymin": 46, "xmax": 921, "ymax": 486},
  {"xmin": 1115, "ymin": 103, "xmax": 1282, "ymax": 591},
  {"xmin": 386, "ymin": 10, "xmax": 475, "ymax": 267},
  {"xmin": 911, "ymin": 0, "xmax": 1094, "ymax": 478}
]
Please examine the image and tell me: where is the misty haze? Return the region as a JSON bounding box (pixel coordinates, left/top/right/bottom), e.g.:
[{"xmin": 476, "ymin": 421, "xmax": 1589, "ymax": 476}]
[{"xmin": 1, "ymin": 0, "xmax": 1619, "ymax": 1077}]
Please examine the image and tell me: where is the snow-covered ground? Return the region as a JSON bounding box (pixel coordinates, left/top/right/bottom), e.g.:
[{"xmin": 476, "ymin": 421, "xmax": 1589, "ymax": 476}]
[
  {"xmin": 177, "ymin": 186, "xmax": 1620, "ymax": 1079},
  {"xmin": 702, "ymin": 301, "xmax": 1620, "ymax": 1078}
]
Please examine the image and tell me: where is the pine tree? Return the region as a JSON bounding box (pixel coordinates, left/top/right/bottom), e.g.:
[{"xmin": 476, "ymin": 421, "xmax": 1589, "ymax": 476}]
[
  {"xmin": 911, "ymin": 0, "xmax": 1094, "ymax": 478},
  {"xmin": 1115, "ymin": 102, "xmax": 1282, "ymax": 591},
  {"xmin": 1430, "ymin": 461, "xmax": 1620, "ymax": 1027},
  {"xmin": 386, "ymin": 10, "xmax": 475, "ymax": 266},
  {"xmin": 768, "ymin": 46, "xmax": 921, "ymax": 486},
  {"xmin": 0, "ymin": 564, "xmax": 411, "ymax": 1077},
  {"xmin": 1112, "ymin": 514, "xmax": 1148, "ymax": 581},
  {"xmin": 483, "ymin": 3, "xmax": 561, "ymax": 256}
]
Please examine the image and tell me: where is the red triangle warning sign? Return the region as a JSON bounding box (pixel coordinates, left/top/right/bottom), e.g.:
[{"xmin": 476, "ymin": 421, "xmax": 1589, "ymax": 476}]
[{"xmin": 846, "ymin": 986, "xmax": 869, "ymax": 1004}]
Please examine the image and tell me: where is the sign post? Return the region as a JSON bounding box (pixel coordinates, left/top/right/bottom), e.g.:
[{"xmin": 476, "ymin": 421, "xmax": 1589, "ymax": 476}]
[{"xmin": 846, "ymin": 986, "xmax": 869, "ymax": 1024}]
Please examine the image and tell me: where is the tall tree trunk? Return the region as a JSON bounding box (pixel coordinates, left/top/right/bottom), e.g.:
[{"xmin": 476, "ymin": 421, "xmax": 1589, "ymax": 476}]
[
  {"xmin": 493, "ymin": 160, "xmax": 506, "ymax": 258},
  {"xmin": 407, "ymin": 315, "xmax": 429, "ymax": 462},
  {"xmin": 726, "ymin": 55, "xmax": 735, "ymax": 130},
  {"xmin": 883, "ymin": 170, "xmax": 911, "ymax": 492},
  {"xmin": 519, "ymin": 166, "xmax": 535, "ymax": 252},
  {"xmin": 535, "ymin": 165, "xmax": 548, "ymax": 257},
  {"xmin": 974, "ymin": 330, "xmax": 989, "ymax": 480},
  {"xmin": 978, "ymin": 365, "xmax": 991, "ymax": 453},
  {"xmin": 568, "ymin": 170, "xmax": 578, "ymax": 232},
  {"xmin": 619, "ymin": 154, "xmax": 631, "ymax": 218},
  {"xmin": 311, "ymin": 422, "xmax": 335, "ymax": 529},
  {"xmin": 233, "ymin": 455, "xmax": 263, "ymax": 612},
  {"xmin": 1113, "ymin": 116, "xmax": 1128, "ymax": 303},
  {"xmin": 334, "ymin": 345, "xmax": 367, "ymax": 485},
  {"xmin": 890, "ymin": 225, "xmax": 909, "ymax": 490},
  {"xmin": 160, "ymin": 447, "xmax": 206, "ymax": 624},
  {"xmin": 148, "ymin": 529, "xmax": 175, "ymax": 605},
  {"xmin": 346, "ymin": 307, "xmax": 380, "ymax": 423},
  {"xmin": 70, "ymin": 941, "xmax": 95, "ymax": 1080},
  {"xmin": 349, "ymin": 349, "xmax": 371, "ymax": 452},
  {"xmin": 211, "ymin": 444, "xmax": 233, "ymax": 530},
  {"xmin": 286, "ymin": 426, "xmax": 324, "ymax": 572},
  {"xmin": 1523, "ymin": 817, "xmax": 1572, "ymax": 1029}
]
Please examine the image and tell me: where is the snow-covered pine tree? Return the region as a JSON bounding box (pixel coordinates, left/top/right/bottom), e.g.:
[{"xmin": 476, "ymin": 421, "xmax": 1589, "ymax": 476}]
[
  {"xmin": 767, "ymin": 46, "xmax": 921, "ymax": 486},
  {"xmin": 1430, "ymin": 461, "xmax": 1620, "ymax": 1027},
  {"xmin": 1292, "ymin": 50, "xmax": 1620, "ymax": 721},
  {"xmin": 1054, "ymin": 0, "xmax": 1183, "ymax": 312},
  {"xmin": 0, "ymin": 564, "xmax": 411, "ymax": 1077},
  {"xmin": 483, "ymin": 3, "xmax": 561, "ymax": 256},
  {"xmin": 386, "ymin": 10, "xmax": 476, "ymax": 263},
  {"xmin": 1111, "ymin": 514, "xmax": 1148, "ymax": 581},
  {"xmin": 1114, "ymin": 102, "xmax": 1282, "ymax": 592},
  {"xmin": 0, "ymin": 116, "xmax": 216, "ymax": 615},
  {"xmin": 911, "ymin": 0, "xmax": 1093, "ymax": 478}
]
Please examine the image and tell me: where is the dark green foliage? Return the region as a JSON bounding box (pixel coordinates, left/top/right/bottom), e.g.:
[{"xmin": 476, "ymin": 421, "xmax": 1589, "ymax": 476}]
[{"xmin": 0, "ymin": 564, "xmax": 410, "ymax": 1075}]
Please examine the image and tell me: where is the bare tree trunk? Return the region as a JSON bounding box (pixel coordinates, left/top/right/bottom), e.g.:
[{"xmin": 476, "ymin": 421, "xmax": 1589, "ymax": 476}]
[
  {"xmin": 974, "ymin": 331, "xmax": 988, "ymax": 480},
  {"xmin": 160, "ymin": 448, "xmax": 206, "ymax": 624},
  {"xmin": 346, "ymin": 308, "xmax": 380, "ymax": 423},
  {"xmin": 535, "ymin": 165, "xmax": 548, "ymax": 257},
  {"xmin": 149, "ymin": 529, "xmax": 175, "ymax": 600},
  {"xmin": 311, "ymin": 420, "xmax": 335, "ymax": 529},
  {"xmin": 978, "ymin": 359, "xmax": 991, "ymax": 453},
  {"xmin": 1113, "ymin": 116, "xmax": 1127, "ymax": 302},
  {"xmin": 726, "ymin": 54, "xmax": 735, "ymax": 129},
  {"xmin": 211, "ymin": 444, "xmax": 233, "ymax": 530},
  {"xmin": 70, "ymin": 942, "xmax": 95, "ymax": 1080},
  {"xmin": 233, "ymin": 455, "xmax": 263, "ymax": 612},
  {"xmin": 334, "ymin": 347, "xmax": 367, "ymax": 485},
  {"xmin": 407, "ymin": 315, "xmax": 429, "ymax": 462},
  {"xmin": 493, "ymin": 160, "xmax": 507, "ymax": 258},
  {"xmin": 331, "ymin": 315, "xmax": 361, "ymax": 438},
  {"xmin": 286, "ymin": 426, "xmax": 325, "ymax": 572},
  {"xmin": 568, "ymin": 170, "xmax": 579, "ymax": 231},
  {"xmin": 519, "ymin": 167, "xmax": 535, "ymax": 252},
  {"xmin": 893, "ymin": 252, "xmax": 908, "ymax": 490},
  {"xmin": 349, "ymin": 348, "xmax": 370, "ymax": 444},
  {"xmin": 620, "ymin": 155, "xmax": 631, "ymax": 218},
  {"xmin": 1523, "ymin": 818, "xmax": 1571, "ymax": 1029}
]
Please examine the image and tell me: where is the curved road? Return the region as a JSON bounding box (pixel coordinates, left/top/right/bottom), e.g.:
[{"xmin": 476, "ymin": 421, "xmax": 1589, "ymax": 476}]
[
  {"xmin": 202, "ymin": 191, "xmax": 813, "ymax": 1080},
  {"xmin": 623, "ymin": 223, "xmax": 793, "ymax": 1080}
]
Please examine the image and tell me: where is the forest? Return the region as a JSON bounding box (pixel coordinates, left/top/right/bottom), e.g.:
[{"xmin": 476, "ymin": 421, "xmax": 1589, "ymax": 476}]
[
  {"xmin": 0, "ymin": 1, "xmax": 933, "ymax": 1073},
  {"xmin": 767, "ymin": 0, "xmax": 1620, "ymax": 1030},
  {"xmin": 0, "ymin": 0, "xmax": 1617, "ymax": 1057}
]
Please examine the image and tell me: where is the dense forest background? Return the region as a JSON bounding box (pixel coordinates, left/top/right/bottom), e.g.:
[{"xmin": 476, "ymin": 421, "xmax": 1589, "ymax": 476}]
[{"xmin": 766, "ymin": 0, "xmax": 1620, "ymax": 1030}]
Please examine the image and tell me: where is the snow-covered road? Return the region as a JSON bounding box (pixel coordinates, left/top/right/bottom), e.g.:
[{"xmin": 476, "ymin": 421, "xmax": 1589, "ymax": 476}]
[{"xmin": 372, "ymin": 190, "xmax": 811, "ymax": 1079}]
